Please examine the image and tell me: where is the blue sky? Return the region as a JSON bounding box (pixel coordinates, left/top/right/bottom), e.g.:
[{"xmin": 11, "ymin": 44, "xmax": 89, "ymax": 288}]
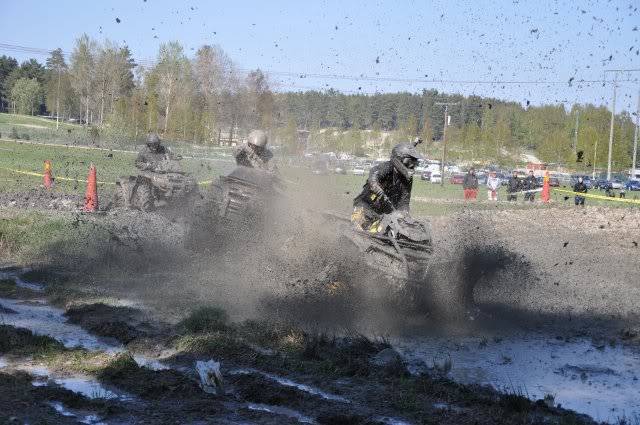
[{"xmin": 2, "ymin": 0, "xmax": 639, "ymax": 111}]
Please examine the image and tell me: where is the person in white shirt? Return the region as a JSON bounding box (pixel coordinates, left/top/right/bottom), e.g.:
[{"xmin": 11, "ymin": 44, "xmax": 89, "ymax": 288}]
[{"xmin": 486, "ymin": 171, "xmax": 501, "ymax": 201}]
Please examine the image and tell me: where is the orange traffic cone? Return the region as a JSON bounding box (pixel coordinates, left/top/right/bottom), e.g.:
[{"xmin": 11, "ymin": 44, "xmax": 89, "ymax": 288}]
[
  {"xmin": 83, "ymin": 163, "xmax": 98, "ymax": 212},
  {"xmin": 43, "ymin": 160, "xmax": 53, "ymax": 189},
  {"xmin": 541, "ymin": 170, "xmax": 550, "ymax": 203}
]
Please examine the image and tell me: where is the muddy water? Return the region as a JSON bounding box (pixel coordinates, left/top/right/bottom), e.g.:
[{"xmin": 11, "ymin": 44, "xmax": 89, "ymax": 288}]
[
  {"xmin": 0, "ymin": 297, "xmax": 122, "ymax": 352},
  {"xmin": 394, "ymin": 333, "xmax": 640, "ymax": 423}
]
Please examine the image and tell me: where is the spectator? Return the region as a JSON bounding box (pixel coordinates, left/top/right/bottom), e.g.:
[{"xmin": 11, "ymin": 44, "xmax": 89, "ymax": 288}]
[
  {"xmin": 507, "ymin": 170, "xmax": 520, "ymax": 201},
  {"xmin": 463, "ymin": 168, "xmax": 479, "ymax": 200},
  {"xmin": 523, "ymin": 170, "xmax": 537, "ymax": 202},
  {"xmin": 486, "ymin": 171, "xmax": 500, "ymax": 201},
  {"xmin": 574, "ymin": 176, "xmax": 587, "ymax": 206},
  {"xmin": 619, "ymin": 186, "xmax": 626, "ymax": 199}
]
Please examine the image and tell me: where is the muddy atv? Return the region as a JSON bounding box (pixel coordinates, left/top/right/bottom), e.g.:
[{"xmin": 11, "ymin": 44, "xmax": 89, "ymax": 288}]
[
  {"xmin": 185, "ymin": 166, "xmax": 281, "ymax": 251},
  {"xmin": 325, "ymin": 210, "xmax": 433, "ymax": 304},
  {"xmin": 114, "ymin": 160, "xmax": 197, "ymax": 212}
]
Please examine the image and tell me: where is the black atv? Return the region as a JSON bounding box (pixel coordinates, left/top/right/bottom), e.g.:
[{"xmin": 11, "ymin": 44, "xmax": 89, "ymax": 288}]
[
  {"xmin": 113, "ymin": 159, "xmax": 197, "ymax": 212},
  {"xmin": 185, "ymin": 166, "xmax": 280, "ymax": 251},
  {"xmin": 323, "ymin": 209, "xmax": 433, "ymax": 304}
]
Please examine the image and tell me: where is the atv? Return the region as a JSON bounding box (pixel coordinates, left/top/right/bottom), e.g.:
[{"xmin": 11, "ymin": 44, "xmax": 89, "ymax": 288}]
[
  {"xmin": 114, "ymin": 159, "xmax": 197, "ymax": 212},
  {"xmin": 325, "ymin": 209, "xmax": 433, "ymax": 303},
  {"xmin": 185, "ymin": 166, "xmax": 281, "ymax": 251}
]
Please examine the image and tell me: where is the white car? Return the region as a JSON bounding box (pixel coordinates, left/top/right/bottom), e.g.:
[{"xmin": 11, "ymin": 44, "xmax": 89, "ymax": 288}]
[
  {"xmin": 351, "ymin": 167, "xmax": 365, "ymax": 176},
  {"xmin": 430, "ymin": 173, "xmax": 442, "ymax": 184}
]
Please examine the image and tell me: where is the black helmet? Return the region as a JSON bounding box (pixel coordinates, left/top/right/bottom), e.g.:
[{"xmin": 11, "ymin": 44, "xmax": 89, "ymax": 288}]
[
  {"xmin": 147, "ymin": 133, "xmax": 161, "ymax": 146},
  {"xmin": 391, "ymin": 138, "xmax": 424, "ymax": 180}
]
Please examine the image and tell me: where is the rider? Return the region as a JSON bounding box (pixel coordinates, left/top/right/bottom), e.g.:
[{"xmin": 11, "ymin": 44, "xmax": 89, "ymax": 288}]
[
  {"xmin": 135, "ymin": 133, "xmax": 177, "ymax": 172},
  {"xmin": 234, "ymin": 130, "xmax": 276, "ymax": 172},
  {"xmin": 352, "ymin": 138, "xmax": 423, "ymax": 231}
]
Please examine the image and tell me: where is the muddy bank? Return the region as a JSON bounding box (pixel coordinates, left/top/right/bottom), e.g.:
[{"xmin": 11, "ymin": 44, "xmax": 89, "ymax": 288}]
[{"xmin": 0, "ymin": 273, "xmax": 601, "ymax": 424}]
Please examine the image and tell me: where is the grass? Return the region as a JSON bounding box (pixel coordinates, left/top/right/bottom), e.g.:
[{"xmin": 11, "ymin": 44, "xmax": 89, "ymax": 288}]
[
  {"xmin": 179, "ymin": 306, "xmax": 229, "ymax": 333},
  {"xmin": 0, "ymin": 138, "xmax": 225, "ymax": 194}
]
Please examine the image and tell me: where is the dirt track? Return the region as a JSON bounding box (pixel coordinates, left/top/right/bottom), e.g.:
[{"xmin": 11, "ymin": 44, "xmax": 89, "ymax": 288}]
[{"xmin": 1, "ymin": 200, "xmax": 639, "ymax": 424}]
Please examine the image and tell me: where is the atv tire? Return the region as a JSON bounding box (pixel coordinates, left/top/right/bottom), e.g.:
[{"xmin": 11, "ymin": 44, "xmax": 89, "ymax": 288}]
[{"xmin": 131, "ymin": 182, "xmax": 154, "ymax": 212}]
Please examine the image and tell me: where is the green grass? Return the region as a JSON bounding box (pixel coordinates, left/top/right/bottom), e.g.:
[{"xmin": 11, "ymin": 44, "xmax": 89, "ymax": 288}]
[
  {"xmin": 0, "ymin": 112, "xmax": 80, "ymax": 130},
  {"xmin": 0, "ymin": 138, "xmax": 226, "ymax": 193}
]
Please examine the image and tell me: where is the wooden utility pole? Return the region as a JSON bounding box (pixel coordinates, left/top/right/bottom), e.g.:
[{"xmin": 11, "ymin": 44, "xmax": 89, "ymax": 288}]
[
  {"xmin": 435, "ymin": 102, "xmax": 458, "ymax": 186},
  {"xmin": 633, "ymin": 89, "xmax": 639, "ymax": 174},
  {"xmin": 606, "ymin": 73, "xmax": 617, "ymax": 181}
]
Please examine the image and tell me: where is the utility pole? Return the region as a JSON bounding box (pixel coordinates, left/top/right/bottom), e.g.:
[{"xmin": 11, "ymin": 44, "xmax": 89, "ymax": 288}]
[
  {"xmin": 435, "ymin": 102, "xmax": 458, "ymax": 186},
  {"xmin": 633, "ymin": 89, "xmax": 639, "ymax": 175},
  {"xmin": 606, "ymin": 72, "xmax": 617, "ymax": 181},
  {"xmin": 572, "ymin": 109, "xmax": 579, "ymax": 155},
  {"xmin": 604, "ymin": 69, "xmax": 640, "ymax": 180}
]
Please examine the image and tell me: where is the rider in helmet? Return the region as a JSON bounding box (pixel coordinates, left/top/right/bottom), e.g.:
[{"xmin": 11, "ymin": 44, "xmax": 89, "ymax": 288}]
[
  {"xmin": 234, "ymin": 129, "xmax": 276, "ymax": 172},
  {"xmin": 352, "ymin": 138, "xmax": 423, "ymax": 231},
  {"xmin": 573, "ymin": 176, "xmax": 588, "ymax": 206},
  {"xmin": 135, "ymin": 133, "xmax": 176, "ymax": 172}
]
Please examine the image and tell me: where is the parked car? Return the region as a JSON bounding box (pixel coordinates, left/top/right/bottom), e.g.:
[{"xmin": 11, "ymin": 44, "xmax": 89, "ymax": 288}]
[
  {"xmin": 420, "ymin": 170, "xmax": 432, "ymax": 181},
  {"xmin": 624, "ymin": 180, "xmax": 640, "ymax": 191},
  {"xmin": 610, "ymin": 179, "xmax": 624, "ymax": 189},
  {"xmin": 535, "ymin": 176, "xmax": 560, "ymax": 187},
  {"xmin": 430, "ymin": 173, "xmax": 442, "ymax": 184},
  {"xmin": 450, "ymin": 174, "xmax": 465, "ymax": 184},
  {"xmin": 351, "ymin": 167, "xmax": 365, "ymax": 176},
  {"xmin": 334, "ymin": 166, "xmax": 346, "ymax": 175}
]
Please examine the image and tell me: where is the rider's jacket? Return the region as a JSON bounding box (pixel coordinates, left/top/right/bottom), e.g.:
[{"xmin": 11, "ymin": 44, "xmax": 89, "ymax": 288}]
[
  {"xmin": 353, "ymin": 161, "xmax": 413, "ymax": 217},
  {"xmin": 135, "ymin": 145, "xmax": 175, "ymax": 172}
]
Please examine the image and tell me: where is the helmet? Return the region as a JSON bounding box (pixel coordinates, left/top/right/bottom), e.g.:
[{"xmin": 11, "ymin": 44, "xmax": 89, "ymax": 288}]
[
  {"xmin": 391, "ymin": 140, "xmax": 424, "ymax": 180},
  {"xmin": 248, "ymin": 130, "xmax": 268, "ymax": 149},
  {"xmin": 147, "ymin": 133, "xmax": 161, "ymax": 146},
  {"xmin": 578, "ymin": 177, "xmax": 583, "ymax": 183}
]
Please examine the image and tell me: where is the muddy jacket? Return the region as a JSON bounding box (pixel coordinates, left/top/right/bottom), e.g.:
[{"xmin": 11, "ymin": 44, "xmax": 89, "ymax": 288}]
[
  {"xmin": 523, "ymin": 175, "xmax": 537, "ymax": 191},
  {"xmin": 135, "ymin": 145, "xmax": 177, "ymax": 172},
  {"xmin": 462, "ymin": 173, "xmax": 478, "ymax": 190},
  {"xmin": 234, "ymin": 144, "xmax": 275, "ymax": 171},
  {"xmin": 507, "ymin": 176, "xmax": 521, "ymax": 193},
  {"xmin": 353, "ymin": 161, "xmax": 412, "ymax": 216},
  {"xmin": 573, "ymin": 181, "xmax": 588, "ymax": 193}
]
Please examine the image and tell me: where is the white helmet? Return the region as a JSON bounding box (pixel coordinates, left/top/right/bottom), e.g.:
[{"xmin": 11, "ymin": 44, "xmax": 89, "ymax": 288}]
[{"xmin": 248, "ymin": 130, "xmax": 268, "ymax": 148}]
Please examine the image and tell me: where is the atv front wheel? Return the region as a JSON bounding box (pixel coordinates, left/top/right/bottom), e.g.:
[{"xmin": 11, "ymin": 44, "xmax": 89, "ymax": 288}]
[{"xmin": 131, "ymin": 182, "xmax": 154, "ymax": 211}]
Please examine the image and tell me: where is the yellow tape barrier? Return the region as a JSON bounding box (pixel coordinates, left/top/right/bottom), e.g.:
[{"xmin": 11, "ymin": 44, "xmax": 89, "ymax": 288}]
[
  {"xmin": 0, "ymin": 166, "xmax": 212, "ymax": 186},
  {"xmin": 553, "ymin": 188, "xmax": 640, "ymax": 204}
]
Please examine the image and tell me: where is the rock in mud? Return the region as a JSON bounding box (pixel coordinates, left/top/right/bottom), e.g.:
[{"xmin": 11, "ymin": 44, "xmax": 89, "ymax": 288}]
[
  {"xmin": 370, "ymin": 348, "xmax": 406, "ymax": 376},
  {"xmin": 196, "ymin": 359, "xmax": 224, "ymax": 394}
]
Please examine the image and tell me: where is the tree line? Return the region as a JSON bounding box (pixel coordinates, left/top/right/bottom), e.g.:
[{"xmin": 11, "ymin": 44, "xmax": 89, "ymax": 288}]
[{"xmin": 0, "ymin": 34, "xmax": 636, "ymax": 170}]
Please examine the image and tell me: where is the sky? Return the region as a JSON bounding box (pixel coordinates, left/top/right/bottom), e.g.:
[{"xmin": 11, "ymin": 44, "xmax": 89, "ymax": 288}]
[{"xmin": 2, "ymin": 0, "xmax": 639, "ymax": 112}]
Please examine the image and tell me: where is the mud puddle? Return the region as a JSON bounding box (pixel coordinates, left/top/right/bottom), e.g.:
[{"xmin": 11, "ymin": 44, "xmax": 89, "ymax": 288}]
[
  {"xmin": 0, "ymin": 295, "xmax": 171, "ymax": 371},
  {"xmin": 229, "ymin": 368, "xmax": 349, "ymax": 403},
  {"xmin": 246, "ymin": 403, "xmax": 316, "ymax": 424},
  {"xmin": 49, "ymin": 401, "xmax": 104, "ymax": 424},
  {"xmin": 394, "ymin": 333, "xmax": 640, "ymax": 423},
  {"xmin": 0, "ymin": 297, "xmax": 123, "ymax": 352},
  {"xmin": 0, "ymin": 267, "xmax": 45, "ymax": 292}
]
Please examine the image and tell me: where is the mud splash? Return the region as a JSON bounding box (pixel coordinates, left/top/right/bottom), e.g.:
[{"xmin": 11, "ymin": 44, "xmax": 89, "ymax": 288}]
[{"xmin": 394, "ymin": 333, "xmax": 640, "ymax": 423}]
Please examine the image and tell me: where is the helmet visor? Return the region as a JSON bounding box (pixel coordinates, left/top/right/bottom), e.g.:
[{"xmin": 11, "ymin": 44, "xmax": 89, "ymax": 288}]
[{"xmin": 402, "ymin": 157, "xmax": 418, "ymax": 169}]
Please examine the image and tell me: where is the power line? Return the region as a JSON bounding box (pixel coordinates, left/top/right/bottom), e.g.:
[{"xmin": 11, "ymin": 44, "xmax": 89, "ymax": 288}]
[{"xmin": 2, "ymin": 42, "xmax": 639, "ymax": 88}]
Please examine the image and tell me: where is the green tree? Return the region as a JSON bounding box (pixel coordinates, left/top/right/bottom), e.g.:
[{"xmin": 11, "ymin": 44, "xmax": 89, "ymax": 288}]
[{"xmin": 10, "ymin": 78, "xmax": 42, "ymax": 115}]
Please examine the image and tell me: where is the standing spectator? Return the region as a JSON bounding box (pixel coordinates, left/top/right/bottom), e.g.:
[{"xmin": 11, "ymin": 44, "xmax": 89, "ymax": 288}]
[
  {"xmin": 523, "ymin": 170, "xmax": 538, "ymax": 202},
  {"xmin": 507, "ymin": 170, "xmax": 520, "ymax": 201},
  {"xmin": 574, "ymin": 176, "xmax": 587, "ymax": 206},
  {"xmin": 463, "ymin": 168, "xmax": 479, "ymax": 200},
  {"xmin": 486, "ymin": 171, "xmax": 500, "ymax": 201},
  {"xmin": 619, "ymin": 186, "xmax": 626, "ymax": 199}
]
